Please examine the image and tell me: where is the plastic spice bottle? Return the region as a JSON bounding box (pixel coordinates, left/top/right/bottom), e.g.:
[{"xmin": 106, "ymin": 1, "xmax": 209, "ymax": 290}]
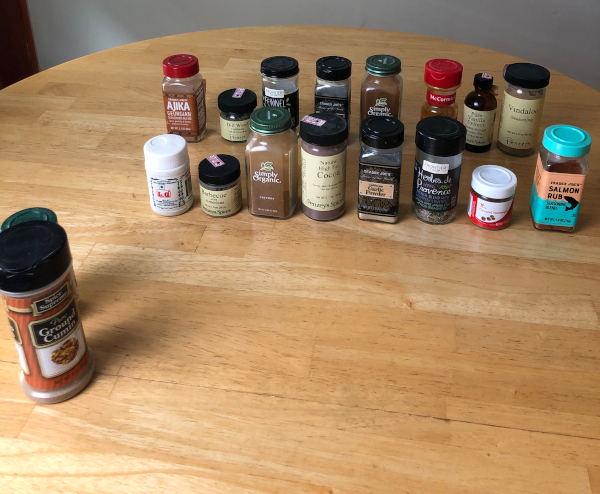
[
  {"xmin": 420, "ymin": 59, "xmax": 463, "ymax": 120},
  {"xmin": 0, "ymin": 221, "xmax": 95, "ymax": 404},
  {"xmin": 218, "ymin": 88, "xmax": 257, "ymax": 143},
  {"xmin": 314, "ymin": 56, "xmax": 352, "ymax": 122},
  {"xmin": 468, "ymin": 165, "xmax": 517, "ymax": 230},
  {"xmin": 261, "ymin": 57, "xmax": 300, "ymax": 129},
  {"xmin": 143, "ymin": 134, "xmax": 194, "ymax": 216},
  {"xmin": 300, "ymin": 114, "xmax": 348, "ymax": 221},
  {"xmin": 1, "ymin": 208, "xmax": 57, "ymax": 231},
  {"xmin": 530, "ymin": 125, "xmax": 592, "ymax": 232},
  {"xmin": 463, "ymin": 73, "xmax": 497, "ymax": 153},
  {"xmin": 360, "ymin": 55, "xmax": 403, "ymax": 123},
  {"xmin": 198, "ymin": 154, "xmax": 243, "ymax": 218},
  {"xmin": 162, "ymin": 54, "xmax": 207, "ymax": 142},
  {"xmin": 245, "ymin": 107, "xmax": 298, "ymax": 219},
  {"xmin": 497, "ymin": 63, "xmax": 550, "ymax": 157}
]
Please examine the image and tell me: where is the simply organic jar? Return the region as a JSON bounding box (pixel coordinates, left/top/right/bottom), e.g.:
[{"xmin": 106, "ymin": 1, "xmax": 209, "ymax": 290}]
[
  {"xmin": 467, "ymin": 165, "xmax": 517, "ymax": 230},
  {"xmin": 198, "ymin": 154, "xmax": 243, "ymax": 218},
  {"xmin": 217, "ymin": 88, "xmax": 257, "ymax": 142}
]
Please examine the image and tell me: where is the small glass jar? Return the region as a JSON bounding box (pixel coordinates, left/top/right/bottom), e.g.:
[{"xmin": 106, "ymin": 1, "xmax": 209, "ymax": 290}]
[
  {"xmin": 360, "ymin": 55, "xmax": 403, "ymax": 122},
  {"xmin": 467, "ymin": 165, "xmax": 517, "ymax": 230},
  {"xmin": 420, "ymin": 59, "xmax": 463, "ymax": 120},
  {"xmin": 497, "ymin": 63, "xmax": 550, "ymax": 157},
  {"xmin": 412, "ymin": 116, "xmax": 466, "ymax": 224},
  {"xmin": 463, "ymin": 73, "xmax": 497, "ymax": 153},
  {"xmin": 217, "ymin": 88, "xmax": 257, "ymax": 143},
  {"xmin": 261, "ymin": 56, "xmax": 300, "ymax": 129},
  {"xmin": 314, "ymin": 56, "xmax": 352, "ymax": 123},
  {"xmin": 198, "ymin": 154, "xmax": 243, "ymax": 218}
]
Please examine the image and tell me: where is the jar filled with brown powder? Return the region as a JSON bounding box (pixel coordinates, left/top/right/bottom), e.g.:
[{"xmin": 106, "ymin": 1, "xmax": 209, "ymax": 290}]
[{"xmin": 360, "ymin": 55, "xmax": 403, "ymax": 123}]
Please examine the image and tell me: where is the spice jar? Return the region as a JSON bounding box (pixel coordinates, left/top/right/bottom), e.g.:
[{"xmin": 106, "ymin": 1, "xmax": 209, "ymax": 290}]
[
  {"xmin": 0, "ymin": 221, "xmax": 95, "ymax": 404},
  {"xmin": 314, "ymin": 56, "xmax": 352, "ymax": 122},
  {"xmin": 463, "ymin": 73, "xmax": 497, "ymax": 153},
  {"xmin": 217, "ymin": 88, "xmax": 257, "ymax": 142},
  {"xmin": 360, "ymin": 55, "xmax": 403, "ymax": 122},
  {"xmin": 420, "ymin": 59, "xmax": 463, "ymax": 120},
  {"xmin": 261, "ymin": 56, "xmax": 300, "ymax": 129},
  {"xmin": 357, "ymin": 117, "xmax": 405, "ymax": 223},
  {"xmin": 497, "ymin": 63, "xmax": 550, "ymax": 157},
  {"xmin": 412, "ymin": 116, "xmax": 466, "ymax": 224},
  {"xmin": 162, "ymin": 54, "xmax": 207, "ymax": 142},
  {"xmin": 1, "ymin": 207, "xmax": 57, "ymax": 231},
  {"xmin": 530, "ymin": 125, "xmax": 592, "ymax": 232},
  {"xmin": 300, "ymin": 114, "xmax": 348, "ymax": 221},
  {"xmin": 198, "ymin": 154, "xmax": 243, "ymax": 218},
  {"xmin": 246, "ymin": 107, "xmax": 298, "ymax": 219},
  {"xmin": 468, "ymin": 165, "xmax": 517, "ymax": 230}
]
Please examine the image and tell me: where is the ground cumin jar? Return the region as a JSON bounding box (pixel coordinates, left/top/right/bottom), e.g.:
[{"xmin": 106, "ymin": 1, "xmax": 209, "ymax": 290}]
[
  {"xmin": 198, "ymin": 154, "xmax": 243, "ymax": 218},
  {"xmin": 218, "ymin": 88, "xmax": 257, "ymax": 142},
  {"xmin": 0, "ymin": 221, "xmax": 95, "ymax": 404},
  {"xmin": 468, "ymin": 165, "xmax": 517, "ymax": 230}
]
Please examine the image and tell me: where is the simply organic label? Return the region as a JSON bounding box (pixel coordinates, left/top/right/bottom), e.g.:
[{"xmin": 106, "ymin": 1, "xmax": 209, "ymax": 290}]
[
  {"xmin": 463, "ymin": 106, "xmax": 496, "ymax": 146},
  {"xmin": 368, "ymin": 97, "xmax": 392, "ymax": 117},
  {"xmin": 219, "ymin": 117, "xmax": 251, "ymax": 142},
  {"xmin": 497, "ymin": 92, "xmax": 544, "ymax": 149},
  {"xmin": 301, "ymin": 150, "xmax": 347, "ymax": 211}
]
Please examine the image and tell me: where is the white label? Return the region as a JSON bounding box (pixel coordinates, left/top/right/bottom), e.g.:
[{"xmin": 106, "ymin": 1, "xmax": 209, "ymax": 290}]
[
  {"xmin": 463, "ymin": 106, "xmax": 496, "ymax": 146},
  {"xmin": 264, "ymin": 87, "xmax": 284, "ymax": 98},
  {"xmin": 219, "ymin": 117, "xmax": 251, "ymax": 142},
  {"xmin": 149, "ymin": 170, "xmax": 193, "ymax": 211},
  {"xmin": 423, "ymin": 160, "xmax": 449, "ymax": 174},
  {"xmin": 301, "ymin": 149, "xmax": 347, "ymax": 211},
  {"xmin": 497, "ymin": 91, "xmax": 544, "ymax": 149},
  {"xmin": 35, "ymin": 325, "xmax": 87, "ymax": 378}
]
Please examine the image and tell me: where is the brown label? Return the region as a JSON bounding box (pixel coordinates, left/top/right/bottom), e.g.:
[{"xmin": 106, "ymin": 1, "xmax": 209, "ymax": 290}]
[
  {"xmin": 359, "ymin": 180, "xmax": 394, "ymax": 199},
  {"xmin": 250, "ymin": 161, "xmax": 287, "ymax": 217},
  {"xmin": 163, "ymin": 79, "xmax": 206, "ymax": 140}
]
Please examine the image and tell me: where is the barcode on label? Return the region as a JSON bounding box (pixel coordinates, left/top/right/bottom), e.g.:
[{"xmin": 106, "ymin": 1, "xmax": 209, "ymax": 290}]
[{"xmin": 185, "ymin": 177, "xmax": 192, "ymax": 197}]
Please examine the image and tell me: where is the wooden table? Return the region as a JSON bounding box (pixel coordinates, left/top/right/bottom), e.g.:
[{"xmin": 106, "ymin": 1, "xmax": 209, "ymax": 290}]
[{"xmin": 1, "ymin": 26, "xmax": 599, "ymax": 493}]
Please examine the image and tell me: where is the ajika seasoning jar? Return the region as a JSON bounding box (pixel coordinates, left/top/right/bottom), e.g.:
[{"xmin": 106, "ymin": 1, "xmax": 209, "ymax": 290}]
[
  {"xmin": 463, "ymin": 73, "xmax": 497, "ymax": 153},
  {"xmin": 497, "ymin": 63, "xmax": 550, "ymax": 157},
  {"xmin": 246, "ymin": 107, "xmax": 298, "ymax": 219},
  {"xmin": 300, "ymin": 113, "xmax": 348, "ymax": 221},
  {"xmin": 530, "ymin": 125, "xmax": 592, "ymax": 232},
  {"xmin": 217, "ymin": 88, "xmax": 257, "ymax": 142},
  {"xmin": 468, "ymin": 165, "xmax": 517, "ymax": 230},
  {"xmin": 162, "ymin": 54, "xmax": 207, "ymax": 142},
  {"xmin": 198, "ymin": 154, "xmax": 243, "ymax": 218},
  {"xmin": 0, "ymin": 221, "xmax": 95, "ymax": 404},
  {"xmin": 1, "ymin": 207, "xmax": 57, "ymax": 231},
  {"xmin": 360, "ymin": 55, "xmax": 403, "ymax": 123},
  {"xmin": 314, "ymin": 56, "xmax": 352, "ymax": 122},
  {"xmin": 420, "ymin": 59, "xmax": 463, "ymax": 120},
  {"xmin": 261, "ymin": 56, "xmax": 300, "ymax": 129}
]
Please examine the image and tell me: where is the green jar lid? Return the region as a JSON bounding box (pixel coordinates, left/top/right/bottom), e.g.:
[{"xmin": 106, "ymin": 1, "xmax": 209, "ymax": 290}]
[
  {"xmin": 543, "ymin": 125, "xmax": 592, "ymax": 158},
  {"xmin": 1, "ymin": 208, "xmax": 58, "ymax": 232},
  {"xmin": 365, "ymin": 55, "xmax": 401, "ymax": 76},
  {"xmin": 250, "ymin": 107, "xmax": 291, "ymax": 134}
]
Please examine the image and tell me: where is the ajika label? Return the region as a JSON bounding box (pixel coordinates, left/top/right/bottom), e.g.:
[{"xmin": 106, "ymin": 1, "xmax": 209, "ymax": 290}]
[
  {"xmin": 497, "ymin": 91, "xmax": 544, "ymax": 149},
  {"xmin": 262, "ymin": 88, "xmax": 299, "ymax": 127},
  {"xmin": 315, "ymin": 96, "xmax": 350, "ymax": 121},
  {"xmin": 149, "ymin": 170, "xmax": 193, "ymax": 211},
  {"xmin": 302, "ymin": 150, "xmax": 347, "ymax": 211},
  {"xmin": 358, "ymin": 162, "xmax": 401, "ymax": 217},
  {"xmin": 163, "ymin": 79, "xmax": 207, "ymax": 140},
  {"xmin": 412, "ymin": 159, "xmax": 461, "ymax": 212}
]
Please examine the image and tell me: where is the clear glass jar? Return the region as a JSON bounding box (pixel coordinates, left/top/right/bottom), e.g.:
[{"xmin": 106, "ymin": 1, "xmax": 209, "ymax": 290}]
[
  {"xmin": 261, "ymin": 57, "xmax": 300, "ymax": 129},
  {"xmin": 218, "ymin": 89, "xmax": 257, "ymax": 143},
  {"xmin": 360, "ymin": 55, "xmax": 403, "ymax": 122},
  {"xmin": 314, "ymin": 56, "xmax": 352, "ymax": 123},
  {"xmin": 198, "ymin": 154, "xmax": 243, "ymax": 218}
]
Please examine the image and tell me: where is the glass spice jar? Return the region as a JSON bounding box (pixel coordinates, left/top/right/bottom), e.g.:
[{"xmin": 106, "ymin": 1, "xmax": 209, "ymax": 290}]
[
  {"xmin": 463, "ymin": 73, "xmax": 497, "ymax": 153},
  {"xmin": 261, "ymin": 56, "xmax": 300, "ymax": 129},
  {"xmin": 314, "ymin": 56, "xmax": 352, "ymax": 122},
  {"xmin": 467, "ymin": 165, "xmax": 517, "ymax": 230},
  {"xmin": 420, "ymin": 59, "xmax": 463, "ymax": 120},
  {"xmin": 1, "ymin": 207, "xmax": 57, "ymax": 231},
  {"xmin": 360, "ymin": 55, "xmax": 403, "ymax": 123},
  {"xmin": 198, "ymin": 154, "xmax": 243, "ymax": 218},
  {"xmin": 217, "ymin": 88, "xmax": 257, "ymax": 143}
]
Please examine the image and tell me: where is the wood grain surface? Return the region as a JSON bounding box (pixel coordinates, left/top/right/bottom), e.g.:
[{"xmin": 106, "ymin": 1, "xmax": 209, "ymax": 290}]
[{"xmin": 0, "ymin": 26, "xmax": 599, "ymax": 493}]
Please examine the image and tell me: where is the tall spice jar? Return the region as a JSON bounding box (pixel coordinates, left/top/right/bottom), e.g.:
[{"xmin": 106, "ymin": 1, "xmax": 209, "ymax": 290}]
[
  {"xmin": 360, "ymin": 55, "xmax": 403, "ymax": 122},
  {"xmin": 261, "ymin": 57, "xmax": 300, "ymax": 129},
  {"xmin": 463, "ymin": 73, "xmax": 497, "ymax": 153},
  {"xmin": 420, "ymin": 59, "xmax": 463, "ymax": 120},
  {"xmin": 314, "ymin": 56, "xmax": 352, "ymax": 122}
]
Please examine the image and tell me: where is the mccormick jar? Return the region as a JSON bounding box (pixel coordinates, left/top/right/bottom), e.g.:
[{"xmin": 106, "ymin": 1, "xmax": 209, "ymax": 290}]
[
  {"xmin": 1, "ymin": 207, "xmax": 57, "ymax": 231},
  {"xmin": 530, "ymin": 125, "xmax": 592, "ymax": 232},
  {"xmin": 420, "ymin": 59, "xmax": 463, "ymax": 120},
  {"xmin": 357, "ymin": 117, "xmax": 405, "ymax": 224},
  {"xmin": 468, "ymin": 165, "xmax": 517, "ymax": 230},
  {"xmin": 261, "ymin": 56, "xmax": 300, "ymax": 129},
  {"xmin": 300, "ymin": 113, "xmax": 349, "ymax": 221},
  {"xmin": 198, "ymin": 154, "xmax": 243, "ymax": 218},
  {"xmin": 162, "ymin": 54, "xmax": 207, "ymax": 142},
  {"xmin": 497, "ymin": 63, "xmax": 550, "ymax": 157},
  {"xmin": 217, "ymin": 88, "xmax": 257, "ymax": 143},
  {"xmin": 0, "ymin": 221, "xmax": 95, "ymax": 404},
  {"xmin": 360, "ymin": 55, "xmax": 403, "ymax": 123},
  {"xmin": 412, "ymin": 116, "xmax": 466, "ymax": 224},
  {"xmin": 463, "ymin": 73, "xmax": 497, "ymax": 153},
  {"xmin": 314, "ymin": 56, "xmax": 352, "ymax": 122},
  {"xmin": 246, "ymin": 107, "xmax": 298, "ymax": 219}
]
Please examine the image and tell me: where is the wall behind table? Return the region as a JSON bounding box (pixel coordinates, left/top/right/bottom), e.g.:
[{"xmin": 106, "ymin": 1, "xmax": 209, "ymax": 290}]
[{"xmin": 27, "ymin": 0, "xmax": 600, "ymax": 90}]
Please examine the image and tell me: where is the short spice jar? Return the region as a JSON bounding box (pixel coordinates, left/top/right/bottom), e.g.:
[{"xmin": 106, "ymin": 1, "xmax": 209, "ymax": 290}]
[
  {"xmin": 463, "ymin": 73, "xmax": 497, "ymax": 153},
  {"xmin": 420, "ymin": 59, "xmax": 463, "ymax": 120},
  {"xmin": 261, "ymin": 56, "xmax": 300, "ymax": 129},
  {"xmin": 162, "ymin": 54, "xmax": 207, "ymax": 142},
  {"xmin": 300, "ymin": 113, "xmax": 348, "ymax": 221},
  {"xmin": 0, "ymin": 221, "xmax": 95, "ymax": 404},
  {"xmin": 198, "ymin": 154, "xmax": 243, "ymax": 218},
  {"xmin": 468, "ymin": 165, "xmax": 517, "ymax": 230},
  {"xmin": 1, "ymin": 207, "xmax": 57, "ymax": 231},
  {"xmin": 360, "ymin": 55, "xmax": 403, "ymax": 122},
  {"xmin": 357, "ymin": 117, "xmax": 405, "ymax": 224},
  {"xmin": 217, "ymin": 88, "xmax": 257, "ymax": 143},
  {"xmin": 530, "ymin": 125, "xmax": 592, "ymax": 232},
  {"xmin": 314, "ymin": 56, "xmax": 352, "ymax": 122}
]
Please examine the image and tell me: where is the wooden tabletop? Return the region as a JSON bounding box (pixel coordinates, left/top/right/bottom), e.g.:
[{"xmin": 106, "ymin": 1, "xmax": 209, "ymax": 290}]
[{"xmin": 1, "ymin": 25, "xmax": 599, "ymax": 493}]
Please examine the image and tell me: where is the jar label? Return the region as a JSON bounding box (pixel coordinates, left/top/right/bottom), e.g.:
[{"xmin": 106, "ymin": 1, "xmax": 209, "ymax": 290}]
[
  {"xmin": 263, "ymin": 88, "xmax": 299, "ymax": 127},
  {"xmin": 463, "ymin": 106, "xmax": 496, "ymax": 146},
  {"xmin": 358, "ymin": 162, "xmax": 401, "ymax": 218},
  {"xmin": 250, "ymin": 160, "xmax": 289, "ymax": 218},
  {"xmin": 232, "ymin": 88, "xmax": 246, "ymax": 98},
  {"xmin": 315, "ymin": 96, "xmax": 350, "ymax": 121},
  {"xmin": 301, "ymin": 149, "xmax": 347, "ymax": 212},
  {"xmin": 468, "ymin": 191, "xmax": 514, "ymax": 229},
  {"xmin": 426, "ymin": 90, "xmax": 456, "ymax": 106},
  {"xmin": 149, "ymin": 170, "xmax": 193, "ymax": 211},
  {"xmin": 530, "ymin": 156, "xmax": 586, "ymax": 228},
  {"xmin": 497, "ymin": 91, "xmax": 544, "ymax": 150},
  {"xmin": 200, "ymin": 182, "xmax": 242, "ymax": 217},
  {"xmin": 412, "ymin": 159, "xmax": 461, "ymax": 213},
  {"xmin": 219, "ymin": 116, "xmax": 251, "ymax": 142},
  {"xmin": 163, "ymin": 79, "xmax": 207, "ymax": 140}
]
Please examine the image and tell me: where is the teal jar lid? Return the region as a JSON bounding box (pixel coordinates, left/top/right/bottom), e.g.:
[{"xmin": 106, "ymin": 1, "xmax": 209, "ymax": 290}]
[
  {"xmin": 250, "ymin": 107, "xmax": 291, "ymax": 134},
  {"xmin": 543, "ymin": 125, "xmax": 592, "ymax": 158},
  {"xmin": 1, "ymin": 208, "xmax": 57, "ymax": 232},
  {"xmin": 365, "ymin": 55, "xmax": 401, "ymax": 76}
]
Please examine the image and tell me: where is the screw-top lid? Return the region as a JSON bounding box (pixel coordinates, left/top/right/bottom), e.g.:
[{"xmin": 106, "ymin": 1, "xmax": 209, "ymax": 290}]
[
  {"xmin": 365, "ymin": 55, "xmax": 401, "ymax": 76},
  {"xmin": 260, "ymin": 56, "xmax": 299, "ymax": 78},
  {"xmin": 249, "ymin": 107, "xmax": 292, "ymax": 134},
  {"xmin": 503, "ymin": 63, "xmax": 550, "ymax": 89},
  {"xmin": 360, "ymin": 117, "xmax": 405, "ymax": 149},
  {"xmin": 416, "ymin": 116, "xmax": 466, "ymax": 157},
  {"xmin": 1, "ymin": 208, "xmax": 57, "ymax": 232},
  {"xmin": 542, "ymin": 125, "xmax": 592, "ymax": 158},
  {"xmin": 316, "ymin": 56, "xmax": 352, "ymax": 81},
  {"xmin": 198, "ymin": 154, "xmax": 241, "ymax": 186},
  {"xmin": 218, "ymin": 88, "xmax": 258, "ymax": 114},
  {"xmin": 163, "ymin": 54, "xmax": 200, "ymax": 79},
  {"xmin": 300, "ymin": 113, "xmax": 348, "ymax": 146},
  {"xmin": 471, "ymin": 165, "xmax": 517, "ymax": 200},
  {"xmin": 473, "ymin": 72, "xmax": 494, "ymax": 90},
  {"xmin": 144, "ymin": 134, "xmax": 189, "ymax": 171},
  {"xmin": 0, "ymin": 221, "xmax": 72, "ymax": 293},
  {"xmin": 424, "ymin": 59, "xmax": 463, "ymax": 88}
]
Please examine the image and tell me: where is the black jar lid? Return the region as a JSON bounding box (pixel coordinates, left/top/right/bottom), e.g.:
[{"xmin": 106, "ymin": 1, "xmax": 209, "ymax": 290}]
[
  {"xmin": 198, "ymin": 154, "xmax": 241, "ymax": 186},
  {"xmin": 0, "ymin": 221, "xmax": 72, "ymax": 293},
  {"xmin": 415, "ymin": 116, "xmax": 466, "ymax": 157},
  {"xmin": 300, "ymin": 113, "xmax": 348, "ymax": 146},
  {"xmin": 316, "ymin": 56, "xmax": 352, "ymax": 81},
  {"xmin": 217, "ymin": 88, "xmax": 257, "ymax": 114},
  {"xmin": 260, "ymin": 56, "xmax": 299, "ymax": 78},
  {"xmin": 360, "ymin": 117, "xmax": 405, "ymax": 149},
  {"xmin": 504, "ymin": 63, "xmax": 550, "ymax": 89},
  {"xmin": 473, "ymin": 72, "xmax": 494, "ymax": 90}
]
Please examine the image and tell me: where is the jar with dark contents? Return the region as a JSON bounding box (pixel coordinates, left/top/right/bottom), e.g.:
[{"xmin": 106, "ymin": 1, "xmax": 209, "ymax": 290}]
[
  {"xmin": 217, "ymin": 88, "xmax": 257, "ymax": 142},
  {"xmin": 198, "ymin": 154, "xmax": 243, "ymax": 218},
  {"xmin": 468, "ymin": 165, "xmax": 517, "ymax": 230},
  {"xmin": 420, "ymin": 59, "xmax": 463, "ymax": 120}
]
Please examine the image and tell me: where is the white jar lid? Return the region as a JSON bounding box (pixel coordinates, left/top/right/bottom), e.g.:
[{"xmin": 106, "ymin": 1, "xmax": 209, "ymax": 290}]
[
  {"xmin": 471, "ymin": 165, "xmax": 517, "ymax": 199},
  {"xmin": 144, "ymin": 134, "xmax": 189, "ymax": 171}
]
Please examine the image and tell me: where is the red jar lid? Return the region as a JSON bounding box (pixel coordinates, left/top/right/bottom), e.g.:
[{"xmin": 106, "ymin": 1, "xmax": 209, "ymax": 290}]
[
  {"xmin": 163, "ymin": 54, "xmax": 199, "ymax": 78},
  {"xmin": 424, "ymin": 59, "xmax": 463, "ymax": 88}
]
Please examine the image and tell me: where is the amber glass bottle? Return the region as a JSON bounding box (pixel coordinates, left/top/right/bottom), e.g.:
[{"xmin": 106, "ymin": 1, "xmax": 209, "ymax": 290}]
[{"xmin": 463, "ymin": 73, "xmax": 497, "ymax": 153}]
